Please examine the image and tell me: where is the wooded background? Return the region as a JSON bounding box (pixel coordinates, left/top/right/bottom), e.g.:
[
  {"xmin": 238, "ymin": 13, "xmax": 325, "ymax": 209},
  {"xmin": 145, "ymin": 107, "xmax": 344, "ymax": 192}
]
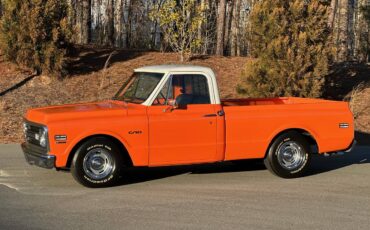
[
  {"xmin": 56, "ymin": 0, "xmax": 370, "ymax": 62},
  {"xmin": 0, "ymin": 0, "xmax": 369, "ymax": 61}
]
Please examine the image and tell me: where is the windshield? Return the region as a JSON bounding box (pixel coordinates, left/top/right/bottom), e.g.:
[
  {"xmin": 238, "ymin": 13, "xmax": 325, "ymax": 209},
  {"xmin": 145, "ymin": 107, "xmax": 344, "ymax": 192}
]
[{"xmin": 113, "ymin": 72, "xmax": 164, "ymax": 104}]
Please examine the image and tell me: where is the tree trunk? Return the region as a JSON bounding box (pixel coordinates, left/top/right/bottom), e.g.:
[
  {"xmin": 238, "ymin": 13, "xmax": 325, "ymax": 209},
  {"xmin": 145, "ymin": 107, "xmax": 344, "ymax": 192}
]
[
  {"xmin": 107, "ymin": 0, "xmax": 114, "ymax": 46},
  {"xmin": 126, "ymin": 0, "xmax": 132, "ymax": 48},
  {"xmin": 114, "ymin": 0, "xmax": 123, "ymax": 47},
  {"xmin": 329, "ymin": 0, "xmax": 338, "ymax": 29},
  {"xmin": 82, "ymin": 0, "xmax": 91, "ymax": 44},
  {"xmin": 216, "ymin": 0, "xmax": 227, "ymax": 56},
  {"xmin": 224, "ymin": 1, "xmax": 233, "ymax": 55},
  {"xmin": 0, "ymin": 0, "xmax": 3, "ymax": 18},
  {"xmin": 335, "ymin": 0, "xmax": 350, "ymax": 61},
  {"xmin": 230, "ymin": 0, "xmax": 241, "ymax": 56}
]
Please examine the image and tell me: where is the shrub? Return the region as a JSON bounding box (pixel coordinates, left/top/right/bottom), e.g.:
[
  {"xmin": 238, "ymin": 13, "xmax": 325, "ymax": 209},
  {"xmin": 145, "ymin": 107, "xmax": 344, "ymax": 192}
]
[
  {"xmin": 0, "ymin": 0, "xmax": 72, "ymax": 77},
  {"xmin": 238, "ymin": 0, "xmax": 332, "ymax": 98}
]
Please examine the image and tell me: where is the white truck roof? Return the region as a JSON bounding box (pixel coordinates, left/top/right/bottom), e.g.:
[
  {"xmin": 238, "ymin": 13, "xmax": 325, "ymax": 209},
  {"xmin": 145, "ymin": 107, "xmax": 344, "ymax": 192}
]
[{"xmin": 135, "ymin": 65, "xmax": 215, "ymax": 75}]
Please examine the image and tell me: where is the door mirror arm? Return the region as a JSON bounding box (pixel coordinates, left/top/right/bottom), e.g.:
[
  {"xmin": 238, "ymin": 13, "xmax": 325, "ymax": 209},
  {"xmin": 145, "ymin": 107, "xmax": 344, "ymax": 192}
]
[{"xmin": 163, "ymin": 100, "xmax": 178, "ymax": 113}]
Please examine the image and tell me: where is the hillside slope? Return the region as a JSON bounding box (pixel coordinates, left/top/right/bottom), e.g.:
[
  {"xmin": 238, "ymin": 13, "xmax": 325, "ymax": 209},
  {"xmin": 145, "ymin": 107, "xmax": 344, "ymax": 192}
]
[
  {"xmin": 1, "ymin": 48, "xmax": 369, "ymax": 144},
  {"xmin": 0, "ymin": 49, "xmax": 247, "ymax": 143}
]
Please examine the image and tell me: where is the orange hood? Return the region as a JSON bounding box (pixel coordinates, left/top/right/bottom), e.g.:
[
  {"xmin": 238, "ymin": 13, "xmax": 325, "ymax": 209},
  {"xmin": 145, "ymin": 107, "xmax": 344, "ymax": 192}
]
[{"xmin": 25, "ymin": 100, "xmax": 128, "ymax": 124}]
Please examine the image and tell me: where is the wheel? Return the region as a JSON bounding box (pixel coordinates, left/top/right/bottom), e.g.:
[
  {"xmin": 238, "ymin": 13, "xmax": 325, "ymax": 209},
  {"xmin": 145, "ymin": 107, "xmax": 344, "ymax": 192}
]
[
  {"xmin": 264, "ymin": 131, "xmax": 311, "ymax": 178},
  {"xmin": 71, "ymin": 137, "xmax": 123, "ymax": 188}
]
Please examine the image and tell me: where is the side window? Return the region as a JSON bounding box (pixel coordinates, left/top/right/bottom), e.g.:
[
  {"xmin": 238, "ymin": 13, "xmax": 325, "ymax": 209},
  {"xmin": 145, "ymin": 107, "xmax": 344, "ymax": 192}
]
[{"xmin": 153, "ymin": 74, "xmax": 211, "ymax": 106}]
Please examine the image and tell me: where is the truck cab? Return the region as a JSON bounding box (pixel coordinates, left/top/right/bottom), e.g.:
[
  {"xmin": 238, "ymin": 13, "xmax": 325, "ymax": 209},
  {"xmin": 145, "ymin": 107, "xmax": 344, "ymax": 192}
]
[{"xmin": 22, "ymin": 65, "xmax": 355, "ymax": 187}]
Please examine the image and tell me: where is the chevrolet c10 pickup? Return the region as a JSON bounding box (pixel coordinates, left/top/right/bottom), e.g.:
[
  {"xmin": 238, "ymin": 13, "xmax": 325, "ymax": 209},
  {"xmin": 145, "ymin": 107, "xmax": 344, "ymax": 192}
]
[{"xmin": 22, "ymin": 65, "xmax": 355, "ymax": 187}]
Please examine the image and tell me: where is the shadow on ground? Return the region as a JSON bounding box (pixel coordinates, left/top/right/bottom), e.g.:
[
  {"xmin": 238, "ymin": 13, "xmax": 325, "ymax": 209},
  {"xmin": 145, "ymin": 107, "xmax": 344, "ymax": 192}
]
[
  {"xmin": 114, "ymin": 143, "xmax": 370, "ymax": 186},
  {"xmin": 0, "ymin": 74, "xmax": 37, "ymax": 97},
  {"xmin": 309, "ymin": 145, "xmax": 370, "ymax": 176},
  {"xmin": 324, "ymin": 62, "xmax": 370, "ymax": 100},
  {"xmin": 67, "ymin": 46, "xmax": 144, "ymax": 76},
  {"xmin": 355, "ymin": 131, "xmax": 370, "ymax": 146},
  {"xmin": 117, "ymin": 160, "xmax": 266, "ymax": 186}
]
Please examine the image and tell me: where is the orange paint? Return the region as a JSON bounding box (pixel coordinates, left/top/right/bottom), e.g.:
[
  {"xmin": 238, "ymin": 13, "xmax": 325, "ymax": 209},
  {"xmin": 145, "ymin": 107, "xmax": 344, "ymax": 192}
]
[
  {"xmin": 24, "ymin": 97, "xmax": 354, "ymax": 168},
  {"xmin": 23, "ymin": 67, "xmax": 354, "ymax": 169}
]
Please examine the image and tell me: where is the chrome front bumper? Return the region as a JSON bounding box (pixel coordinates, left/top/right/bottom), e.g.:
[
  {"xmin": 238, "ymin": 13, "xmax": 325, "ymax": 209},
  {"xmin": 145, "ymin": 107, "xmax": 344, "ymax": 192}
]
[{"xmin": 21, "ymin": 143, "xmax": 55, "ymax": 169}]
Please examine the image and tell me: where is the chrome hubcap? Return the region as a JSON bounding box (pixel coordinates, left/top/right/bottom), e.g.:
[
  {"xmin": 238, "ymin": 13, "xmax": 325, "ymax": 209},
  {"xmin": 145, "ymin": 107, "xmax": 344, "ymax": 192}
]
[
  {"xmin": 277, "ymin": 141, "xmax": 306, "ymax": 170},
  {"xmin": 83, "ymin": 148, "xmax": 114, "ymax": 180}
]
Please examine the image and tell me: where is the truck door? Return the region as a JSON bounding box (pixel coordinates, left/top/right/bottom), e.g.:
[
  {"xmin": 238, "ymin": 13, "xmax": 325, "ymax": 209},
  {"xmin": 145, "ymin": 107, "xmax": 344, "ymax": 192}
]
[{"xmin": 147, "ymin": 74, "xmax": 220, "ymax": 166}]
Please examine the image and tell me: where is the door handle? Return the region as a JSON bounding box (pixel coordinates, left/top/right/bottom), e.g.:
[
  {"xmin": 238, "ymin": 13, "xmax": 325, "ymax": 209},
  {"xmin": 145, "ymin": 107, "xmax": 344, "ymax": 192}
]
[{"xmin": 203, "ymin": 114, "xmax": 217, "ymax": 117}]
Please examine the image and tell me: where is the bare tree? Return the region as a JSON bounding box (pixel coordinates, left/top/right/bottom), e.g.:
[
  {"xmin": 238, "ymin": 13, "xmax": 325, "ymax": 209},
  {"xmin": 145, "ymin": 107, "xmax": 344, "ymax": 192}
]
[
  {"xmin": 230, "ymin": 0, "xmax": 241, "ymax": 56},
  {"xmin": 329, "ymin": 0, "xmax": 339, "ymax": 29},
  {"xmin": 216, "ymin": 0, "xmax": 227, "ymax": 55},
  {"xmin": 106, "ymin": 0, "xmax": 114, "ymax": 46},
  {"xmin": 0, "ymin": 0, "xmax": 3, "ymax": 18},
  {"xmin": 72, "ymin": 0, "xmax": 91, "ymax": 44},
  {"xmin": 82, "ymin": 0, "xmax": 92, "ymax": 44},
  {"xmin": 335, "ymin": 0, "xmax": 350, "ymax": 61},
  {"xmin": 224, "ymin": 1, "xmax": 233, "ymax": 55}
]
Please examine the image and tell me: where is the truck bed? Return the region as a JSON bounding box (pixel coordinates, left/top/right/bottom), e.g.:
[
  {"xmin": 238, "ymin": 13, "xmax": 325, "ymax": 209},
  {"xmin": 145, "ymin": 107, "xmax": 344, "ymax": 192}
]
[
  {"xmin": 221, "ymin": 97, "xmax": 354, "ymax": 161},
  {"xmin": 221, "ymin": 97, "xmax": 328, "ymax": 107}
]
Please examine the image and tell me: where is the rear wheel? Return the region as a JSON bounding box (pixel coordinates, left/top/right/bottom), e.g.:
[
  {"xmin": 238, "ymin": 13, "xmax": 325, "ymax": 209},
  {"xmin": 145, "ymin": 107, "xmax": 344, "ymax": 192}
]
[
  {"xmin": 71, "ymin": 137, "xmax": 123, "ymax": 188},
  {"xmin": 264, "ymin": 131, "xmax": 311, "ymax": 178}
]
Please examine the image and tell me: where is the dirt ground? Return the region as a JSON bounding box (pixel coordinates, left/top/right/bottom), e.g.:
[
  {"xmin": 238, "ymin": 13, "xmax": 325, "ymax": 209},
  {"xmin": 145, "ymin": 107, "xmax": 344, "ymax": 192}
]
[{"xmin": 0, "ymin": 47, "xmax": 369, "ymax": 144}]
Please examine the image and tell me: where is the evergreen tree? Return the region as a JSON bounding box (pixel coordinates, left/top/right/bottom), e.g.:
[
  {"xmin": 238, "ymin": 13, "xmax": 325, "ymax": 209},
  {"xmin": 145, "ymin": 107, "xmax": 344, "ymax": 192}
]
[
  {"xmin": 0, "ymin": 0, "xmax": 72, "ymax": 77},
  {"xmin": 238, "ymin": 0, "xmax": 332, "ymax": 98}
]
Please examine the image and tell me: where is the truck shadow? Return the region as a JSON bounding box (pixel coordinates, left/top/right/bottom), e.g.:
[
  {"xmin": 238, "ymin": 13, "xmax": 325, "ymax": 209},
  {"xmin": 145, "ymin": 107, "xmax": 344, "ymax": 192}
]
[
  {"xmin": 308, "ymin": 145, "xmax": 370, "ymax": 176},
  {"xmin": 117, "ymin": 161, "xmax": 266, "ymax": 186},
  {"xmin": 116, "ymin": 142, "xmax": 370, "ymax": 186}
]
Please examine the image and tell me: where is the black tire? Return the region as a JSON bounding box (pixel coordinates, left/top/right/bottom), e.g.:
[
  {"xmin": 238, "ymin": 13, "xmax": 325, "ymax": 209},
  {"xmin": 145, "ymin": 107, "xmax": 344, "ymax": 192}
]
[
  {"xmin": 71, "ymin": 137, "xmax": 123, "ymax": 188},
  {"xmin": 264, "ymin": 131, "xmax": 311, "ymax": 178}
]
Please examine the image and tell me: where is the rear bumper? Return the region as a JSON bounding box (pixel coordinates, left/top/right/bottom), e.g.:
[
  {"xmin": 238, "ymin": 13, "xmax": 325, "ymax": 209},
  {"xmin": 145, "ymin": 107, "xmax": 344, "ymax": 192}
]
[
  {"xmin": 21, "ymin": 143, "xmax": 55, "ymax": 169},
  {"xmin": 344, "ymin": 140, "xmax": 356, "ymax": 153}
]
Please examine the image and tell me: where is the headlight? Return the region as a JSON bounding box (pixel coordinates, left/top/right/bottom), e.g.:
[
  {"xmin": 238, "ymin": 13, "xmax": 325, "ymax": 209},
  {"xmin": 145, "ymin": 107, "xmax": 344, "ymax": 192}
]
[
  {"xmin": 38, "ymin": 128, "xmax": 48, "ymax": 148},
  {"xmin": 24, "ymin": 121, "xmax": 48, "ymax": 148}
]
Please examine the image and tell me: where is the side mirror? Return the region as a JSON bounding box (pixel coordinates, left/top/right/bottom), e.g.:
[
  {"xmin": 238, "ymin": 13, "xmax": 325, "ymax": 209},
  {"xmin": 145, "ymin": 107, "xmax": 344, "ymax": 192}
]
[
  {"xmin": 168, "ymin": 99, "xmax": 178, "ymax": 110},
  {"xmin": 163, "ymin": 99, "xmax": 178, "ymax": 113}
]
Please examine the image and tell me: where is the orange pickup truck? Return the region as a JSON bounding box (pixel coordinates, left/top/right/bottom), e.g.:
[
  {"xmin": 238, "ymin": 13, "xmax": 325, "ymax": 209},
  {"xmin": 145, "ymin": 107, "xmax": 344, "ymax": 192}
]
[{"xmin": 22, "ymin": 65, "xmax": 355, "ymax": 187}]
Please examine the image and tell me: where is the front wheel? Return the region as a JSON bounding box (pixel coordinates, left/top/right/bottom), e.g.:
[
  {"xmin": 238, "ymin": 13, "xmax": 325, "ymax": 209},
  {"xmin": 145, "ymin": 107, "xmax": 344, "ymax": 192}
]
[
  {"xmin": 71, "ymin": 137, "xmax": 123, "ymax": 188},
  {"xmin": 264, "ymin": 131, "xmax": 311, "ymax": 178}
]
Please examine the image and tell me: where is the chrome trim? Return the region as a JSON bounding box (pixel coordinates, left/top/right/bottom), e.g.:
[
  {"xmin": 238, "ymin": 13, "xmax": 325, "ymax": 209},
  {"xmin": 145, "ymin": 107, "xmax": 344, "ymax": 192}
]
[
  {"xmin": 276, "ymin": 141, "xmax": 306, "ymax": 170},
  {"xmin": 22, "ymin": 143, "xmax": 55, "ymax": 169},
  {"xmin": 55, "ymin": 135, "xmax": 67, "ymax": 142},
  {"xmin": 339, "ymin": 123, "xmax": 349, "ymax": 128},
  {"xmin": 83, "ymin": 148, "xmax": 114, "ymax": 180}
]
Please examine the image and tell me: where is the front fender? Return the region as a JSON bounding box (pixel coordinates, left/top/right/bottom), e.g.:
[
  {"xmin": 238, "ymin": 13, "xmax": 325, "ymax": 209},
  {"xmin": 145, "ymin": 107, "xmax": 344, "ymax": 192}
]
[{"xmin": 52, "ymin": 130, "xmax": 137, "ymax": 168}]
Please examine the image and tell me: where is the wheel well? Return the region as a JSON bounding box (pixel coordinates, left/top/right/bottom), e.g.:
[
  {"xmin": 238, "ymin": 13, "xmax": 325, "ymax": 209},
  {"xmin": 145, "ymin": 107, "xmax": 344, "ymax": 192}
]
[
  {"xmin": 66, "ymin": 135, "xmax": 133, "ymax": 169},
  {"xmin": 265, "ymin": 129, "xmax": 319, "ymax": 158}
]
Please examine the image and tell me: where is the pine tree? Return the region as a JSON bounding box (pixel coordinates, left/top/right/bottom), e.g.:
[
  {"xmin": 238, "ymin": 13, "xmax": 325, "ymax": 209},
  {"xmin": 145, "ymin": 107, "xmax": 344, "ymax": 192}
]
[
  {"xmin": 238, "ymin": 0, "xmax": 332, "ymax": 98},
  {"xmin": 0, "ymin": 0, "xmax": 72, "ymax": 77}
]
